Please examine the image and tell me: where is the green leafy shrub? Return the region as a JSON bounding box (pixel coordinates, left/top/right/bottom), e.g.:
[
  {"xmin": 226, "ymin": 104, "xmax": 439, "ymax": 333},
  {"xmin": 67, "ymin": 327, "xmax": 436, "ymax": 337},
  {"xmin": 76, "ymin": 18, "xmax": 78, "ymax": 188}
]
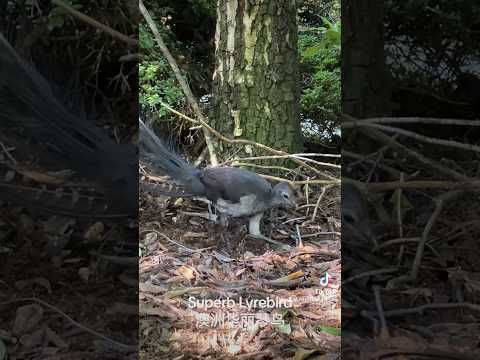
[
  {"xmin": 139, "ymin": 22, "xmax": 186, "ymax": 121},
  {"xmin": 299, "ymin": 18, "xmax": 341, "ymax": 145}
]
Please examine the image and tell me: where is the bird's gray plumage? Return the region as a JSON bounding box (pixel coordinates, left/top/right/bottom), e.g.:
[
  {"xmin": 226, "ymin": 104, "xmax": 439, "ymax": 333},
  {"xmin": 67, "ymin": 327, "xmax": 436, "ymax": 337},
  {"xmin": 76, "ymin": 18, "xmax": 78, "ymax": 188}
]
[
  {"xmin": 139, "ymin": 118, "xmax": 297, "ymax": 237},
  {"xmin": 342, "ymin": 183, "xmax": 374, "ymax": 244}
]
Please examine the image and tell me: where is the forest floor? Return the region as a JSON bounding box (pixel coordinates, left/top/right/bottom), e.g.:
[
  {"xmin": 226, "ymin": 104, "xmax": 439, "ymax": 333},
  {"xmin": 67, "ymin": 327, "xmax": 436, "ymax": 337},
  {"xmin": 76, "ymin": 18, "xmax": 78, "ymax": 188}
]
[
  {"xmin": 138, "ymin": 185, "xmax": 341, "ymax": 359},
  {"xmin": 0, "ymin": 204, "xmax": 138, "ymax": 360},
  {"xmin": 342, "ymin": 139, "xmax": 480, "ymax": 359}
]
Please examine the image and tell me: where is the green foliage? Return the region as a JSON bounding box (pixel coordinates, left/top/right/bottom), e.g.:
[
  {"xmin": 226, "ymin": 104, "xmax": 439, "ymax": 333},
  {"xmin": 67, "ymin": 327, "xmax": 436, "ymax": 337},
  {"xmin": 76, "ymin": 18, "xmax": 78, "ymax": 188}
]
[
  {"xmin": 317, "ymin": 325, "xmax": 341, "ymax": 336},
  {"xmin": 298, "ymin": 0, "xmax": 340, "ymax": 25},
  {"xmin": 299, "ymin": 18, "xmax": 341, "ymax": 145},
  {"xmin": 385, "ymin": 0, "xmax": 480, "ymax": 81},
  {"xmin": 139, "ymin": 22, "xmax": 186, "ymax": 119},
  {"xmin": 139, "ymin": 0, "xmax": 341, "ymax": 146},
  {"xmin": 139, "ymin": 1, "xmax": 214, "ymax": 122},
  {"xmin": 189, "ymin": 0, "xmax": 216, "ymax": 18}
]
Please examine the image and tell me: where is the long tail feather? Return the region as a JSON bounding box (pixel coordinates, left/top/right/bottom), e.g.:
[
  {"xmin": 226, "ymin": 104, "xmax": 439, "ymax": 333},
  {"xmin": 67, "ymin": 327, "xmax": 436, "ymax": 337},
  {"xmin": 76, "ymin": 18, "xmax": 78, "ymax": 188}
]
[
  {"xmin": 139, "ymin": 118, "xmax": 205, "ymax": 195},
  {"xmin": 0, "ymin": 34, "xmax": 129, "ymax": 179}
]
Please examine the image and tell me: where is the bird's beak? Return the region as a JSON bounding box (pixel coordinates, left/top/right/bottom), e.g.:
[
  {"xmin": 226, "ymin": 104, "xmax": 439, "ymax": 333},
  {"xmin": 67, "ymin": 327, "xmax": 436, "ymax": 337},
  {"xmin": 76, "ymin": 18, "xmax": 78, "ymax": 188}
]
[{"xmin": 289, "ymin": 199, "xmax": 298, "ymax": 209}]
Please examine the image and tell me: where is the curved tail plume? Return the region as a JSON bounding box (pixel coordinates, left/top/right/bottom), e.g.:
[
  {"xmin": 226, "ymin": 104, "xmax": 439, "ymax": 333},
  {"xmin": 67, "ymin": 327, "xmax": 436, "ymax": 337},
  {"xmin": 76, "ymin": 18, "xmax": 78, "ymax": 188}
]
[
  {"xmin": 0, "ymin": 34, "xmax": 137, "ymax": 214},
  {"xmin": 139, "ymin": 118, "xmax": 205, "ymax": 195}
]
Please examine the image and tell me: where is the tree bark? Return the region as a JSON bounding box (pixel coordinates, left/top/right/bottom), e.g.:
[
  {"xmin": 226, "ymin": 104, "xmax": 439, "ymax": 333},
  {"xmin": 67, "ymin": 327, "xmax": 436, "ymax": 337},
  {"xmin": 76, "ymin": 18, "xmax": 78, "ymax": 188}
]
[
  {"xmin": 210, "ymin": 0, "xmax": 302, "ymax": 154},
  {"xmin": 341, "ymin": 0, "xmax": 391, "ymax": 118}
]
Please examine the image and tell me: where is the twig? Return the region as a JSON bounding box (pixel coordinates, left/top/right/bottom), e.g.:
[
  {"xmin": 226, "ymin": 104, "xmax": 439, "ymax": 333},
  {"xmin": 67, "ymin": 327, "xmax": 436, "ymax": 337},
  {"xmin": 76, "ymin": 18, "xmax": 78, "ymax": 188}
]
[
  {"xmin": 373, "ymin": 285, "xmax": 389, "ymax": 338},
  {"xmin": 368, "ymin": 301, "xmax": 480, "ymax": 318},
  {"xmin": 349, "ymin": 121, "xmax": 467, "ymax": 180},
  {"xmin": 344, "ymin": 116, "xmax": 480, "ymax": 127},
  {"xmin": 373, "ymin": 348, "xmax": 478, "ymax": 360},
  {"xmin": 51, "ymin": 0, "xmax": 138, "ymax": 47},
  {"xmin": 342, "ymin": 268, "xmax": 398, "ymax": 286},
  {"xmin": 230, "ymin": 162, "xmax": 305, "ymax": 176},
  {"xmin": 311, "ymin": 185, "xmax": 330, "ymax": 222},
  {"xmin": 348, "ymin": 121, "xmax": 480, "ymax": 154},
  {"xmin": 140, "ymin": 228, "xmax": 196, "ymax": 253},
  {"xmin": 342, "ymin": 149, "xmax": 405, "ymax": 178},
  {"xmin": 373, "ymin": 237, "xmax": 421, "ymax": 251},
  {"xmin": 260, "ymin": 175, "xmax": 338, "ymax": 186},
  {"xmin": 411, "ymin": 190, "xmax": 464, "ymax": 278},
  {"xmin": 363, "ymin": 179, "xmax": 480, "ymax": 192},
  {"xmin": 228, "ymin": 154, "xmax": 340, "ymax": 169},
  {"xmin": 387, "ymin": 190, "xmax": 467, "ymax": 288},
  {"xmin": 0, "ymin": 142, "xmax": 17, "ymax": 165},
  {"xmin": 395, "ymin": 173, "xmax": 405, "ymax": 264},
  {"xmin": 373, "ymin": 238, "xmax": 444, "ymax": 265},
  {"xmin": 295, "ymin": 224, "xmax": 303, "ymax": 247},
  {"xmin": 0, "ymin": 297, "xmax": 135, "ymax": 351},
  {"xmin": 160, "ymin": 102, "xmax": 336, "ymax": 180}
]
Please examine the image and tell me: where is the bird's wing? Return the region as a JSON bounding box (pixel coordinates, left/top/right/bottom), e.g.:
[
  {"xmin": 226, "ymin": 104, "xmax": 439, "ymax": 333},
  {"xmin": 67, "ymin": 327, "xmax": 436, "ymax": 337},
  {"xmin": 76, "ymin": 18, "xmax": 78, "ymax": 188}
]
[{"xmin": 200, "ymin": 167, "xmax": 272, "ymax": 203}]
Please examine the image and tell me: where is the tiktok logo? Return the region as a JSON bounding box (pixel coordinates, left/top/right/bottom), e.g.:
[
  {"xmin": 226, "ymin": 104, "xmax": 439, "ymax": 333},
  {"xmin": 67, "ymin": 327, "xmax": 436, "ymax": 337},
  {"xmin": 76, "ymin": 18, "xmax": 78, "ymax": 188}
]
[{"xmin": 319, "ymin": 272, "xmax": 331, "ymax": 287}]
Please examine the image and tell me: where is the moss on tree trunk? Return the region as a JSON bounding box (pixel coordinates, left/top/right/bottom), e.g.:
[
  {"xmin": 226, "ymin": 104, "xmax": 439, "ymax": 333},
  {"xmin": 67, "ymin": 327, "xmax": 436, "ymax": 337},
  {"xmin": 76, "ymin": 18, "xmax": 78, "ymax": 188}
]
[{"xmin": 210, "ymin": 0, "xmax": 303, "ymax": 156}]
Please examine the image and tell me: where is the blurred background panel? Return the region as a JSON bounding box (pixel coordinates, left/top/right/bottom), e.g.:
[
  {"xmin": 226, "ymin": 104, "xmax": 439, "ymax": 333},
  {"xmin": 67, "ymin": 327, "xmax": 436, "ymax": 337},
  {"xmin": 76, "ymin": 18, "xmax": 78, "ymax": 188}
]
[
  {"xmin": 0, "ymin": 1, "xmax": 139, "ymax": 359},
  {"xmin": 342, "ymin": 1, "xmax": 480, "ymax": 359}
]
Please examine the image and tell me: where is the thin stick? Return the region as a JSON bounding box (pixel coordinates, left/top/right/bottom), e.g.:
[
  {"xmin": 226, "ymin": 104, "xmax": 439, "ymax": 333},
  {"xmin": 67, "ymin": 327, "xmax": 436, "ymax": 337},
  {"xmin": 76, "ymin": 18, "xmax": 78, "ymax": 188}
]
[
  {"xmin": 229, "ymin": 155, "xmax": 340, "ymax": 169},
  {"xmin": 0, "ymin": 142, "xmax": 17, "ymax": 165},
  {"xmin": 342, "ymin": 268, "xmax": 398, "ymax": 286},
  {"xmin": 311, "ymin": 185, "xmax": 330, "ymax": 222},
  {"xmin": 343, "ymin": 116, "xmax": 480, "ymax": 127},
  {"xmin": 160, "ymin": 102, "xmax": 336, "ymax": 180},
  {"xmin": 365, "ymin": 179, "xmax": 480, "ymax": 192},
  {"xmin": 0, "ymin": 297, "xmax": 135, "ymax": 350},
  {"xmin": 356, "ymin": 127, "xmax": 467, "ymax": 181},
  {"xmin": 140, "ymin": 228, "xmax": 196, "ymax": 253},
  {"xmin": 369, "ymin": 301, "xmax": 480, "ymax": 318},
  {"xmin": 373, "ymin": 285, "xmax": 389, "ymax": 338},
  {"xmin": 52, "ymin": 0, "xmax": 138, "ymax": 47},
  {"xmin": 350, "ymin": 122, "xmax": 480, "ymax": 154}
]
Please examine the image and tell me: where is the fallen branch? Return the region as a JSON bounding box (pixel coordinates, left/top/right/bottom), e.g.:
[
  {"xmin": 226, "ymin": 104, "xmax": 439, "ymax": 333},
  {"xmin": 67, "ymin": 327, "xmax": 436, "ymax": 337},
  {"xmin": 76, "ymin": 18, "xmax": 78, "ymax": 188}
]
[{"xmin": 52, "ymin": 0, "xmax": 138, "ymax": 47}]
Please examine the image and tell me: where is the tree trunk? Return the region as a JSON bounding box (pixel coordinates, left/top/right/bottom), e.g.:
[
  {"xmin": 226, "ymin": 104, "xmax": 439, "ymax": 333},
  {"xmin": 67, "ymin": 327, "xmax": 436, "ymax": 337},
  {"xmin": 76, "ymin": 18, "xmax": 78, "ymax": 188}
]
[
  {"xmin": 210, "ymin": 0, "xmax": 302, "ymax": 155},
  {"xmin": 341, "ymin": 0, "xmax": 391, "ymax": 118}
]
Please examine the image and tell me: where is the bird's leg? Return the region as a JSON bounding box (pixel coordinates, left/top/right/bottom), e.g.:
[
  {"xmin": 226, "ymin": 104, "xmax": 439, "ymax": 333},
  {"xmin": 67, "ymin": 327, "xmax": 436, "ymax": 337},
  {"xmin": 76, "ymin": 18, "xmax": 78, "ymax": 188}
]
[
  {"xmin": 247, "ymin": 212, "xmax": 263, "ymax": 237},
  {"xmin": 219, "ymin": 212, "xmax": 229, "ymax": 227},
  {"xmin": 218, "ymin": 213, "xmax": 232, "ymax": 252},
  {"xmin": 207, "ymin": 201, "xmax": 217, "ymax": 222}
]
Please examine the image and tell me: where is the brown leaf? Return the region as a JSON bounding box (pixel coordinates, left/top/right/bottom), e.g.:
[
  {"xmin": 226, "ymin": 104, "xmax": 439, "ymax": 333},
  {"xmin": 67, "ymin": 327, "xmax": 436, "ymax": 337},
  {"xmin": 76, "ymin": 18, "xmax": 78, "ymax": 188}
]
[{"xmin": 177, "ymin": 265, "xmax": 195, "ymax": 280}]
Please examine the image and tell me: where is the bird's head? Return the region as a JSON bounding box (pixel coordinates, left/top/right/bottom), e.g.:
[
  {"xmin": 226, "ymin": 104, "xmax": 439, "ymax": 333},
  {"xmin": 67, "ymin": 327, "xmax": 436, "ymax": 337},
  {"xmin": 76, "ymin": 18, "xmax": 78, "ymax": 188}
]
[{"xmin": 272, "ymin": 182, "xmax": 298, "ymax": 208}]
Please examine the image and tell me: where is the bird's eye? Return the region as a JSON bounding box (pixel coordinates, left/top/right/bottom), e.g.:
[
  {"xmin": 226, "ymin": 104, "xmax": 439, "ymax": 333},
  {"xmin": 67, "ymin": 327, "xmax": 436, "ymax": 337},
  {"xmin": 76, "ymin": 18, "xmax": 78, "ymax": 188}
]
[{"xmin": 283, "ymin": 193, "xmax": 289, "ymax": 199}]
